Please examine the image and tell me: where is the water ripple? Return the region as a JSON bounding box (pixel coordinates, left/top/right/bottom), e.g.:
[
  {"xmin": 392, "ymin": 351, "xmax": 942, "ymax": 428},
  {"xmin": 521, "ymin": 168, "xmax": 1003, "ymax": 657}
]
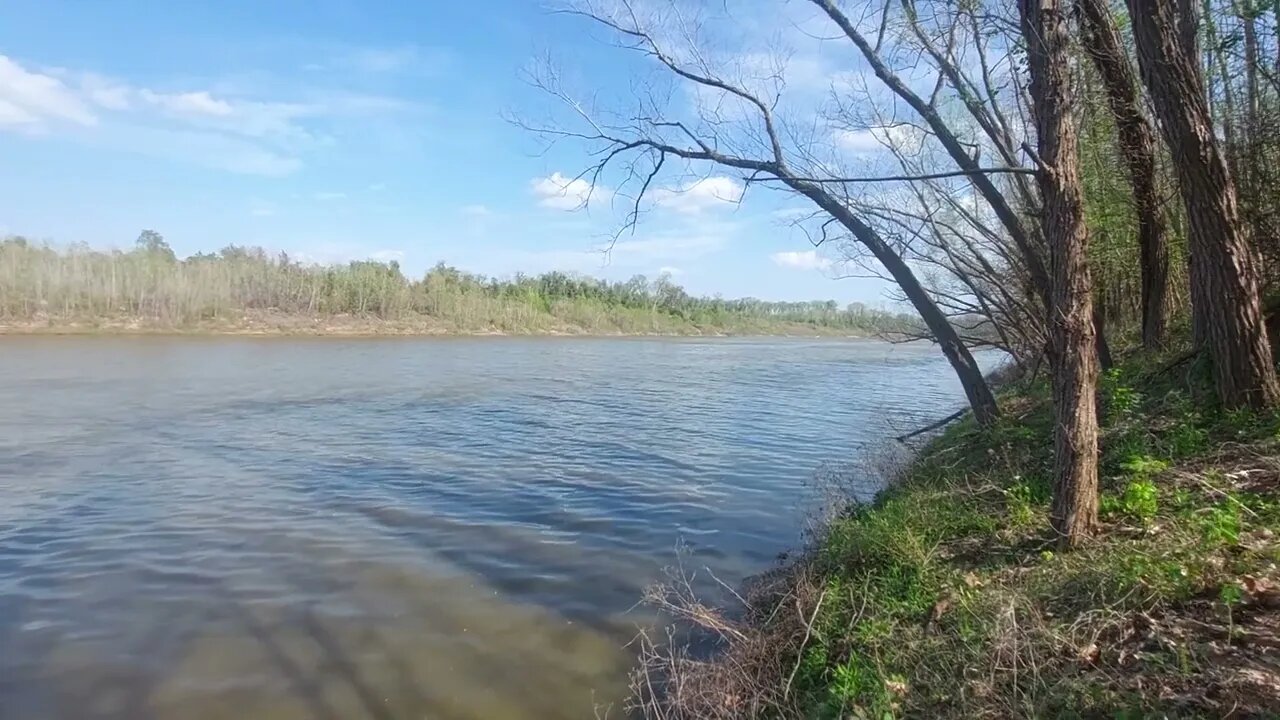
[{"xmin": 0, "ymin": 337, "xmax": 996, "ymax": 720}]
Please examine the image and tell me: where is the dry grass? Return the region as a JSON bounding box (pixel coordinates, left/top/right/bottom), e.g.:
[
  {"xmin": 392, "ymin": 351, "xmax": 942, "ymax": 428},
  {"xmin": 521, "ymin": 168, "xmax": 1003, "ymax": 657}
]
[{"xmin": 628, "ymin": 561, "xmax": 829, "ymax": 720}]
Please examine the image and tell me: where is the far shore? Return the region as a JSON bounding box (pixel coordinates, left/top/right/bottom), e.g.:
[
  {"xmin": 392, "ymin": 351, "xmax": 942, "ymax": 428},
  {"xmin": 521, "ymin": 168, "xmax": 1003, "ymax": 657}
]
[{"xmin": 0, "ymin": 314, "xmax": 886, "ymax": 340}]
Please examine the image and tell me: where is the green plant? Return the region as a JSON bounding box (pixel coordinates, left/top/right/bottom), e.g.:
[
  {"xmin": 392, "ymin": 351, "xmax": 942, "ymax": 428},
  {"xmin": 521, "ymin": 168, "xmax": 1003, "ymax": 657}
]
[
  {"xmin": 1119, "ymin": 455, "xmax": 1169, "ymax": 480},
  {"xmin": 1200, "ymin": 504, "xmax": 1241, "ymax": 546},
  {"xmin": 1005, "ymin": 481, "xmax": 1040, "ymax": 526},
  {"xmin": 827, "ymin": 655, "xmax": 896, "ymax": 719},
  {"xmin": 1102, "ymin": 456, "xmax": 1164, "ymax": 523},
  {"xmin": 1101, "ymin": 369, "xmax": 1143, "ymax": 422},
  {"xmin": 1103, "ymin": 478, "xmax": 1159, "ymax": 524}
]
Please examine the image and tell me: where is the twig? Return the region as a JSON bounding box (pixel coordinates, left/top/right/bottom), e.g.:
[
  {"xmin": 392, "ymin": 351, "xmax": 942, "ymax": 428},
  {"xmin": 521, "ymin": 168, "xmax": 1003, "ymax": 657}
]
[
  {"xmin": 1147, "ymin": 349, "xmax": 1198, "ymax": 378},
  {"xmin": 895, "ymin": 407, "xmax": 968, "ymax": 442},
  {"xmin": 746, "ymin": 166, "xmax": 1036, "ymax": 185},
  {"xmin": 707, "ymin": 567, "xmax": 752, "ymax": 611},
  {"xmin": 784, "ymin": 588, "xmax": 828, "ymax": 700}
]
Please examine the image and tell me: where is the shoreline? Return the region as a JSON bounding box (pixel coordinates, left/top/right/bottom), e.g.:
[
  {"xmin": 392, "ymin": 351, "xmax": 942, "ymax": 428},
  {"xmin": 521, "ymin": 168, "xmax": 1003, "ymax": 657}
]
[
  {"xmin": 0, "ymin": 316, "xmax": 886, "ymax": 340},
  {"xmin": 633, "ymin": 349, "xmax": 1280, "ymax": 718}
]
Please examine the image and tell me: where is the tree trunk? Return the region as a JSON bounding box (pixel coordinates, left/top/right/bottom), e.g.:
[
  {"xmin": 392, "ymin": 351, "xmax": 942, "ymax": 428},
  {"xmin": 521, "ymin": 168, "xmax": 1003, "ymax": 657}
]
[
  {"xmin": 1021, "ymin": 0, "xmax": 1100, "ymax": 547},
  {"xmin": 1128, "ymin": 0, "xmax": 1280, "ymax": 409},
  {"xmin": 1077, "ymin": 0, "xmax": 1171, "ymax": 350},
  {"xmin": 1094, "ymin": 305, "xmax": 1114, "ymax": 371},
  {"xmin": 1240, "ymin": 0, "xmax": 1261, "ymax": 144},
  {"xmin": 795, "ymin": 185, "xmax": 1001, "ymax": 426}
]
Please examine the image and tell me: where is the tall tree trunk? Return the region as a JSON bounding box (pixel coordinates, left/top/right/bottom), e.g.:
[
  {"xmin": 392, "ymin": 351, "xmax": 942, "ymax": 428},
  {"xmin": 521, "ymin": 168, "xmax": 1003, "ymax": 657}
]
[
  {"xmin": 1128, "ymin": 0, "xmax": 1280, "ymax": 409},
  {"xmin": 1240, "ymin": 0, "xmax": 1261, "ymax": 142},
  {"xmin": 1078, "ymin": 0, "xmax": 1172, "ymax": 349},
  {"xmin": 1021, "ymin": 0, "xmax": 1100, "ymax": 547},
  {"xmin": 795, "ymin": 185, "xmax": 1001, "ymax": 426}
]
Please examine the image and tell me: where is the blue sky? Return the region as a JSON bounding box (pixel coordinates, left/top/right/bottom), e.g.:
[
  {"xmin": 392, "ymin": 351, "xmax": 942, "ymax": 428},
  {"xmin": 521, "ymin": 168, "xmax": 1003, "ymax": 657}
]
[{"xmin": 0, "ymin": 0, "xmax": 898, "ymax": 304}]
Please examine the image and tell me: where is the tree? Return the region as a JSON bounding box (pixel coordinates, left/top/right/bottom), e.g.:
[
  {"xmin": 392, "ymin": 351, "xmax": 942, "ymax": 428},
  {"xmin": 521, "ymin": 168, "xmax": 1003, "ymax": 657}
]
[
  {"xmin": 810, "ymin": 0, "xmax": 1052, "ymax": 315},
  {"xmin": 1127, "ymin": 0, "xmax": 1280, "ymax": 409},
  {"xmin": 1021, "ymin": 0, "xmax": 1101, "ymax": 545},
  {"xmin": 527, "ymin": 0, "xmax": 1003, "ymax": 424},
  {"xmin": 1077, "ymin": 0, "xmax": 1172, "ymax": 349},
  {"xmin": 135, "ymin": 229, "xmax": 176, "ymax": 264}
]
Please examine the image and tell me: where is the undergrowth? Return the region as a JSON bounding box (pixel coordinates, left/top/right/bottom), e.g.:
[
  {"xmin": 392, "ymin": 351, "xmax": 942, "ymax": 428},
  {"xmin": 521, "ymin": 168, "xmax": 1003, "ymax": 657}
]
[{"xmin": 631, "ymin": 350, "xmax": 1280, "ymax": 719}]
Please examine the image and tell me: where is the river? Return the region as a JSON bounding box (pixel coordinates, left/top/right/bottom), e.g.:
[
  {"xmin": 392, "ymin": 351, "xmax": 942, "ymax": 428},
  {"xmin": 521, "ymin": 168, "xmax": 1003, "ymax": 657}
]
[{"xmin": 0, "ymin": 337, "xmax": 983, "ymax": 719}]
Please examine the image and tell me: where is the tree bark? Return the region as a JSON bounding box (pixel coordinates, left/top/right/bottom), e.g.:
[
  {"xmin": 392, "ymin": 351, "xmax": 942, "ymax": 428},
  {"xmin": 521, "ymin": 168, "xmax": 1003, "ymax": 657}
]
[
  {"xmin": 1077, "ymin": 0, "xmax": 1171, "ymax": 350},
  {"xmin": 1128, "ymin": 0, "xmax": 1280, "ymax": 409},
  {"xmin": 1021, "ymin": 0, "xmax": 1100, "ymax": 547}
]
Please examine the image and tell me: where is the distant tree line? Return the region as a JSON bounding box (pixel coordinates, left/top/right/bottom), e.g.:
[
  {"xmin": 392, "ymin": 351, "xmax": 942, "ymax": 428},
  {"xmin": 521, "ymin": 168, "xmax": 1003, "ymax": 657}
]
[{"xmin": 0, "ymin": 233, "xmax": 917, "ymax": 335}]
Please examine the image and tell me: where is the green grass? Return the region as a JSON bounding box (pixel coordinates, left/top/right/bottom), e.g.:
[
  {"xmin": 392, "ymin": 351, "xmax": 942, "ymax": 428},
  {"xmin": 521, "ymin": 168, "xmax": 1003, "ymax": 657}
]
[{"xmin": 776, "ymin": 350, "xmax": 1280, "ymax": 718}]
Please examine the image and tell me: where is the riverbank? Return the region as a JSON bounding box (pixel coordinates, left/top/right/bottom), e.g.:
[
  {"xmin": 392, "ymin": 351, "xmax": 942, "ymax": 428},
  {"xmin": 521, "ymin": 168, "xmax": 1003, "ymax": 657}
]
[
  {"xmin": 635, "ymin": 349, "xmax": 1280, "ymax": 718},
  {"xmin": 0, "ymin": 312, "xmax": 878, "ymax": 338}
]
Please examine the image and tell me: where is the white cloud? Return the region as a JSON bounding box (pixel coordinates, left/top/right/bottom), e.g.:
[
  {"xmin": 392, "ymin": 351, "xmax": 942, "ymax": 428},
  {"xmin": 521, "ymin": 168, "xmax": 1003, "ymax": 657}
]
[
  {"xmin": 835, "ymin": 125, "xmax": 923, "ymax": 156},
  {"xmin": 652, "ymin": 176, "xmax": 744, "ymax": 214},
  {"xmin": 835, "ymin": 129, "xmax": 883, "ymax": 154},
  {"xmin": 0, "ymin": 53, "xmax": 423, "ymax": 176},
  {"xmin": 531, "ymin": 172, "xmax": 606, "ymax": 210},
  {"xmin": 79, "ymin": 73, "xmax": 132, "ymax": 110},
  {"xmin": 771, "ymin": 249, "xmax": 832, "ymax": 270},
  {"xmin": 141, "ymin": 89, "xmax": 234, "ymax": 117},
  {"xmin": 0, "ymin": 55, "xmax": 97, "ymax": 130},
  {"xmin": 314, "ymin": 191, "xmax": 347, "ymax": 201},
  {"xmin": 658, "ymin": 266, "xmax": 684, "ymax": 276},
  {"xmin": 460, "ymin": 204, "xmax": 492, "ymax": 217}
]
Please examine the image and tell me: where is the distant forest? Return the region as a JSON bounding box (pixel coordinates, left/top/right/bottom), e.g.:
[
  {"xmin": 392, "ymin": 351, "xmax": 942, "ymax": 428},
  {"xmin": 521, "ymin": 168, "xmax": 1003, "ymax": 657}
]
[{"xmin": 0, "ymin": 233, "xmax": 918, "ymax": 335}]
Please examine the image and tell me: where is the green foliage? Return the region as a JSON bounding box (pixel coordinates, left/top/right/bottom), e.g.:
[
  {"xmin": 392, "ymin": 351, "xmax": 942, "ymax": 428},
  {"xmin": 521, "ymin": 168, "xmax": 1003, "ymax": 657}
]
[
  {"xmin": 1101, "ymin": 455, "xmax": 1164, "ymax": 524},
  {"xmin": 0, "ymin": 236, "xmax": 919, "ymax": 335},
  {"xmin": 1100, "ymin": 368, "xmax": 1143, "ymax": 422},
  {"xmin": 1219, "ymin": 582, "xmax": 1244, "ymax": 607},
  {"xmin": 778, "ymin": 351, "xmax": 1280, "ymax": 718},
  {"xmin": 1102, "ymin": 477, "xmax": 1159, "ymax": 524},
  {"xmin": 1199, "ymin": 503, "xmax": 1241, "ymax": 547},
  {"xmin": 826, "ymin": 655, "xmax": 897, "ymax": 718},
  {"xmin": 1005, "ymin": 480, "xmax": 1042, "ymax": 527},
  {"xmin": 1118, "ymin": 455, "xmax": 1169, "ymax": 480},
  {"xmin": 1161, "ymin": 396, "xmax": 1210, "ymax": 458}
]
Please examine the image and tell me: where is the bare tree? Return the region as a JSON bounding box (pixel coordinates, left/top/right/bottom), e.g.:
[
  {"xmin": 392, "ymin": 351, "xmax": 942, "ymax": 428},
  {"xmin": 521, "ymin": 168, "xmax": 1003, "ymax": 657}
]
[
  {"xmin": 1022, "ymin": 0, "xmax": 1101, "ymax": 545},
  {"xmin": 526, "ymin": 1, "xmax": 1002, "ymax": 424},
  {"xmin": 1077, "ymin": 0, "xmax": 1172, "ymax": 349},
  {"xmin": 809, "ymin": 0, "xmax": 1052, "ymax": 313},
  {"xmin": 1128, "ymin": 0, "xmax": 1280, "ymax": 409}
]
